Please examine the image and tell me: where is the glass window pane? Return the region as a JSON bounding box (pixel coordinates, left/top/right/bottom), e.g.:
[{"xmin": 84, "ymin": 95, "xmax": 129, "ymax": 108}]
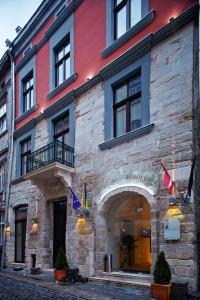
[
  {"xmin": 57, "ymin": 48, "xmax": 64, "ymax": 62},
  {"xmin": 116, "ymin": 0, "xmax": 123, "ymax": 6},
  {"xmin": 0, "ymin": 103, "xmax": 6, "ymax": 117},
  {"xmin": 64, "ymin": 43, "xmax": 70, "ymax": 55},
  {"xmin": 65, "ymin": 57, "xmax": 70, "ymax": 80},
  {"xmin": 129, "ymin": 75, "xmax": 141, "ymax": 96},
  {"xmin": 55, "ymin": 119, "xmax": 64, "ymax": 134},
  {"xmin": 131, "ymin": 0, "xmax": 142, "ymax": 27},
  {"xmin": 130, "ymin": 98, "xmax": 141, "ymax": 130},
  {"xmin": 57, "ymin": 64, "xmax": 64, "ymax": 85},
  {"xmin": 27, "ymin": 139, "xmax": 31, "ymax": 151},
  {"xmin": 30, "ymin": 89, "xmax": 34, "ymax": 108},
  {"xmin": 63, "ymin": 132, "xmax": 70, "ymax": 145},
  {"xmin": 115, "ymin": 84, "xmax": 127, "ymax": 103},
  {"xmin": 116, "ymin": 105, "xmax": 126, "ymax": 136},
  {"xmin": 116, "ymin": 5, "xmax": 126, "ymax": 39},
  {"xmin": 30, "ymin": 78, "xmax": 33, "ymax": 86},
  {"xmin": 63, "ymin": 115, "xmax": 69, "ymax": 130}
]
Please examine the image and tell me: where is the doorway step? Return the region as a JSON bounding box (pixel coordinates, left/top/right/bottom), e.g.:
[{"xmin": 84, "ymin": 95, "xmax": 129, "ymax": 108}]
[{"xmin": 90, "ymin": 271, "xmax": 151, "ymax": 288}]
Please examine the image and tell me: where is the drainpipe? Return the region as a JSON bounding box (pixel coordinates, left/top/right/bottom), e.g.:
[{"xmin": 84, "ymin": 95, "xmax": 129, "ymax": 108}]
[{"xmin": 0, "ymin": 47, "xmax": 15, "ymax": 269}]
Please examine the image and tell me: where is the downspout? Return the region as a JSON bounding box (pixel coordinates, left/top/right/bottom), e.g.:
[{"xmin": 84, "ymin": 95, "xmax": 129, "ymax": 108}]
[{"xmin": 0, "ymin": 48, "xmax": 15, "ymax": 269}]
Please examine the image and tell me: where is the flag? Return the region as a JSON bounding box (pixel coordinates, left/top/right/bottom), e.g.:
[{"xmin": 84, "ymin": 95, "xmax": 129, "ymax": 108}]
[
  {"xmin": 161, "ymin": 162, "xmax": 175, "ymax": 194},
  {"xmin": 187, "ymin": 156, "xmax": 196, "ymax": 197},
  {"xmin": 69, "ymin": 187, "xmax": 81, "ymax": 210},
  {"xmin": 84, "ymin": 182, "xmax": 88, "ymax": 208}
]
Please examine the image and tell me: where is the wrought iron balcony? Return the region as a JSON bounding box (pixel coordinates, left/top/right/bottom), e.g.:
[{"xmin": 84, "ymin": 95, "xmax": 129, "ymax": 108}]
[{"xmin": 26, "ymin": 140, "xmax": 74, "ymax": 173}]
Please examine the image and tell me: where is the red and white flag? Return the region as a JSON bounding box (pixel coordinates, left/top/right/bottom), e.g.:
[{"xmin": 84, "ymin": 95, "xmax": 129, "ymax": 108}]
[{"xmin": 161, "ymin": 163, "xmax": 175, "ymax": 194}]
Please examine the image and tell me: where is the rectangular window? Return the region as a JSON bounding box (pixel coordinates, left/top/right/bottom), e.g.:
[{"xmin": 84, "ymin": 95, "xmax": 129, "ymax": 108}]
[
  {"xmin": 54, "ymin": 114, "xmax": 70, "ymax": 162},
  {"xmin": 0, "ymin": 164, "xmax": 5, "ymax": 192},
  {"xmin": 0, "ymin": 103, "xmax": 6, "ymax": 135},
  {"xmin": 113, "ymin": 71, "xmax": 142, "ymax": 137},
  {"xmin": 54, "ymin": 114, "xmax": 70, "ymax": 144},
  {"xmin": 55, "ymin": 39, "xmax": 70, "ymax": 87},
  {"xmin": 21, "ymin": 138, "xmax": 31, "ymax": 176},
  {"xmin": 0, "ymin": 212, "xmax": 4, "ymax": 245},
  {"xmin": 114, "ymin": 0, "xmax": 142, "ymax": 39},
  {"xmin": 23, "ymin": 73, "xmax": 34, "ymax": 113}
]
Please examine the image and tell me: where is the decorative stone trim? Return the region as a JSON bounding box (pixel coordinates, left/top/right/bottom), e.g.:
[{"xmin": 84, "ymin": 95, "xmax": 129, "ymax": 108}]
[
  {"xmin": 14, "ymin": 3, "xmax": 197, "ymax": 134},
  {"xmin": 15, "ymin": 46, "xmax": 37, "ymax": 73},
  {"xmin": 45, "ymin": 0, "xmax": 83, "ymax": 39},
  {"xmin": 102, "ymin": 10, "xmax": 155, "ymax": 58},
  {"xmin": 15, "ymin": 104, "xmax": 38, "ymax": 124},
  {"xmin": 44, "ymin": 90, "xmax": 75, "ymax": 118},
  {"xmin": 75, "ymin": 75, "xmax": 102, "ymax": 97},
  {"xmin": 14, "ymin": 118, "xmax": 36, "ymax": 139},
  {"xmin": 99, "ymin": 123, "xmax": 154, "ymax": 150},
  {"xmin": 14, "ymin": 0, "xmax": 83, "ymax": 73},
  {"xmin": 47, "ymin": 73, "xmax": 78, "ymax": 100}
]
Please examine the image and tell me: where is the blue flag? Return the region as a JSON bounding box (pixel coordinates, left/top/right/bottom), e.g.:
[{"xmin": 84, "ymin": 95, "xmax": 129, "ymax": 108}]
[{"xmin": 69, "ymin": 187, "xmax": 81, "ymax": 210}]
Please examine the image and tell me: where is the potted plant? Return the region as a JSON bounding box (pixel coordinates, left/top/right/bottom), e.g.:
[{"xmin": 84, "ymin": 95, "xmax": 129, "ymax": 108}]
[
  {"xmin": 54, "ymin": 247, "xmax": 69, "ymax": 282},
  {"xmin": 151, "ymin": 251, "xmax": 172, "ymax": 300}
]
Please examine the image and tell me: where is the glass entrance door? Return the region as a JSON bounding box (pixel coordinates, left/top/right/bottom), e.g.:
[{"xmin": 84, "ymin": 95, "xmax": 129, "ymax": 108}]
[
  {"xmin": 53, "ymin": 200, "xmax": 67, "ymax": 266},
  {"xmin": 107, "ymin": 193, "xmax": 151, "ymax": 273}
]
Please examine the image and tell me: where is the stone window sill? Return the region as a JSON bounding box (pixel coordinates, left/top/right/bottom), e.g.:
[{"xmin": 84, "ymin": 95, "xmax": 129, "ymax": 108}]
[
  {"xmin": 15, "ymin": 104, "xmax": 38, "ymax": 124},
  {"xmin": 0, "ymin": 129, "xmax": 8, "ymax": 139},
  {"xmin": 99, "ymin": 123, "xmax": 154, "ymax": 150},
  {"xmin": 47, "ymin": 73, "xmax": 78, "ymax": 100},
  {"xmin": 11, "ymin": 176, "xmax": 25, "ymax": 185},
  {"xmin": 102, "ymin": 10, "xmax": 155, "ymax": 58}
]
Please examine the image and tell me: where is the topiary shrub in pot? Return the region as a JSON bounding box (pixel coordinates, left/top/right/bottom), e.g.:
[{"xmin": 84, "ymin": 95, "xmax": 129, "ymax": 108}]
[
  {"xmin": 54, "ymin": 247, "xmax": 69, "ymax": 282},
  {"xmin": 151, "ymin": 251, "xmax": 172, "ymax": 300}
]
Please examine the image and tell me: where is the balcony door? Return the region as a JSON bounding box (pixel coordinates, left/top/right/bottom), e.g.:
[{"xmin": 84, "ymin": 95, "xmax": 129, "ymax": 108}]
[
  {"xmin": 15, "ymin": 206, "xmax": 28, "ymax": 263},
  {"xmin": 53, "ymin": 200, "xmax": 67, "ymax": 266},
  {"xmin": 54, "ymin": 114, "xmax": 69, "ymax": 144}
]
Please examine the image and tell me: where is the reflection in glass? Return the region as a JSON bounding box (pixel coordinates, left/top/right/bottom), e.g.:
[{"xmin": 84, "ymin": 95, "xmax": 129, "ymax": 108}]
[
  {"xmin": 107, "ymin": 194, "xmax": 151, "ymax": 273},
  {"xmin": 116, "ymin": 5, "xmax": 126, "ymax": 38}
]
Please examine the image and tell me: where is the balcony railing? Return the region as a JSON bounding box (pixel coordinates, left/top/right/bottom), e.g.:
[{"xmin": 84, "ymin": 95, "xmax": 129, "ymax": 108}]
[{"xmin": 26, "ymin": 140, "xmax": 74, "ymax": 173}]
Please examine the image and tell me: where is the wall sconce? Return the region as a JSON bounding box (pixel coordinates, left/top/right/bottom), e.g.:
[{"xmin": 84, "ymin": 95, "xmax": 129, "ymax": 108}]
[
  {"xmin": 168, "ymin": 197, "xmax": 176, "ymax": 206},
  {"xmin": 76, "ymin": 207, "xmax": 90, "ymax": 219},
  {"xmin": 169, "ymin": 17, "xmax": 174, "ymax": 22},
  {"xmin": 5, "ymin": 223, "xmax": 11, "ymax": 236},
  {"xmin": 30, "ymin": 217, "xmax": 39, "ymax": 235},
  {"xmin": 165, "ymin": 197, "xmax": 183, "ymax": 220}
]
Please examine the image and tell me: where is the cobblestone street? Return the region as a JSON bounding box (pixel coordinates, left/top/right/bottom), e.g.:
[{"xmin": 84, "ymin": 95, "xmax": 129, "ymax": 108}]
[{"xmin": 0, "ymin": 272, "xmax": 154, "ymax": 300}]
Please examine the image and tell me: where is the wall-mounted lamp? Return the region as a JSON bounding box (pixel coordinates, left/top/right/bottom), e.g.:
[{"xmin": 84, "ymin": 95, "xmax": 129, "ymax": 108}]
[
  {"xmin": 168, "ymin": 197, "xmax": 176, "ymax": 206},
  {"xmin": 30, "ymin": 217, "xmax": 39, "ymax": 235},
  {"xmin": 5, "ymin": 223, "xmax": 11, "ymax": 236},
  {"xmin": 169, "ymin": 17, "xmax": 174, "ymax": 22}
]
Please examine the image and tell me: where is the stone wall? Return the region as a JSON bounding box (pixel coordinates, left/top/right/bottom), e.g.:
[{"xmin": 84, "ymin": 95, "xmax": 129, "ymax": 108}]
[
  {"xmin": 72, "ymin": 22, "xmax": 196, "ymax": 288},
  {"xmin": 4, "ymin": 20, "xmax": 197, "ymax": 289}
]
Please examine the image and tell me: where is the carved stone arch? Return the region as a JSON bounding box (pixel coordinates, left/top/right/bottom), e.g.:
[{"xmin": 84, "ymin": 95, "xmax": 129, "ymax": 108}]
[{"xmin": 94, "ymin": 182, "xmax": 158, "ymax": 277}]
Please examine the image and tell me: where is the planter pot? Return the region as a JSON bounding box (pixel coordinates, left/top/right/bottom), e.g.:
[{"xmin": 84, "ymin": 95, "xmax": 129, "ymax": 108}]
[
  {"xmin": 151, "ymin": 283, "xmax": 171, "ymax": 300},
  {"xmin": 54, "ymin": 269, "xmax": 68, "ymax": 282}
]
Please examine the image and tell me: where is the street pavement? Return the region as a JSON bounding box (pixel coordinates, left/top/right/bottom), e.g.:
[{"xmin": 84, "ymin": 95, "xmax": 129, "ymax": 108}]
[{"xmin": 0, "ymin": 271, "xmax": 154, "ymax": 300}]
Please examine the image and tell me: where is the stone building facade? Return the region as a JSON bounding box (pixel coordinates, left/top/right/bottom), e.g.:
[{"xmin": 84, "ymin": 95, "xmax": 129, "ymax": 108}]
[
  {"xmin": 0, "ymin": 52, "xmax": 11, "ymax": 267},
  {"xmin": 2, "ymin": 0, "xmax": 199, "ymax": 291}
]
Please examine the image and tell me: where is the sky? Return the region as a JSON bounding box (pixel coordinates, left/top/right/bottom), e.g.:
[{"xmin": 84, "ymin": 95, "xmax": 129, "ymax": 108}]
[{"xmin": 0, "ymin": 0, "xmax": 43, "ymax": 58}]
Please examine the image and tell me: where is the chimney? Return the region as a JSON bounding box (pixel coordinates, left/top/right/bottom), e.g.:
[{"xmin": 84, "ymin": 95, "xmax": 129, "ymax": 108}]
[{"xmin": 15, "ymin": 26, "xmax": 22, "ymax": 34}]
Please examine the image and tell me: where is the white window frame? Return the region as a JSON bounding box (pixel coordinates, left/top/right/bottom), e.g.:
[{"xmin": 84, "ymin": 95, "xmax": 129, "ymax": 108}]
[{"xmin": 0, "ymin": 103, "xmax": 6, "ymax": 135}]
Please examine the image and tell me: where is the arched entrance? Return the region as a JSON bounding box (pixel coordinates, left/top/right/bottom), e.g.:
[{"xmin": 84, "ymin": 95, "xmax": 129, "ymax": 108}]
[
  {"xmin": 95, "ymin": 183, "xmax": 157, "ymax": 276},
  {"xmin": 107, "ymin": 192, "xmax": 151, "ymax": 273}
]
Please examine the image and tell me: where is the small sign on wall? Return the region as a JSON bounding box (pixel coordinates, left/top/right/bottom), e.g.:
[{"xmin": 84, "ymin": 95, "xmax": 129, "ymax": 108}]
[{"xmin": 164, "ymin": 218, "xmax": 180, "ymax": 241}]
